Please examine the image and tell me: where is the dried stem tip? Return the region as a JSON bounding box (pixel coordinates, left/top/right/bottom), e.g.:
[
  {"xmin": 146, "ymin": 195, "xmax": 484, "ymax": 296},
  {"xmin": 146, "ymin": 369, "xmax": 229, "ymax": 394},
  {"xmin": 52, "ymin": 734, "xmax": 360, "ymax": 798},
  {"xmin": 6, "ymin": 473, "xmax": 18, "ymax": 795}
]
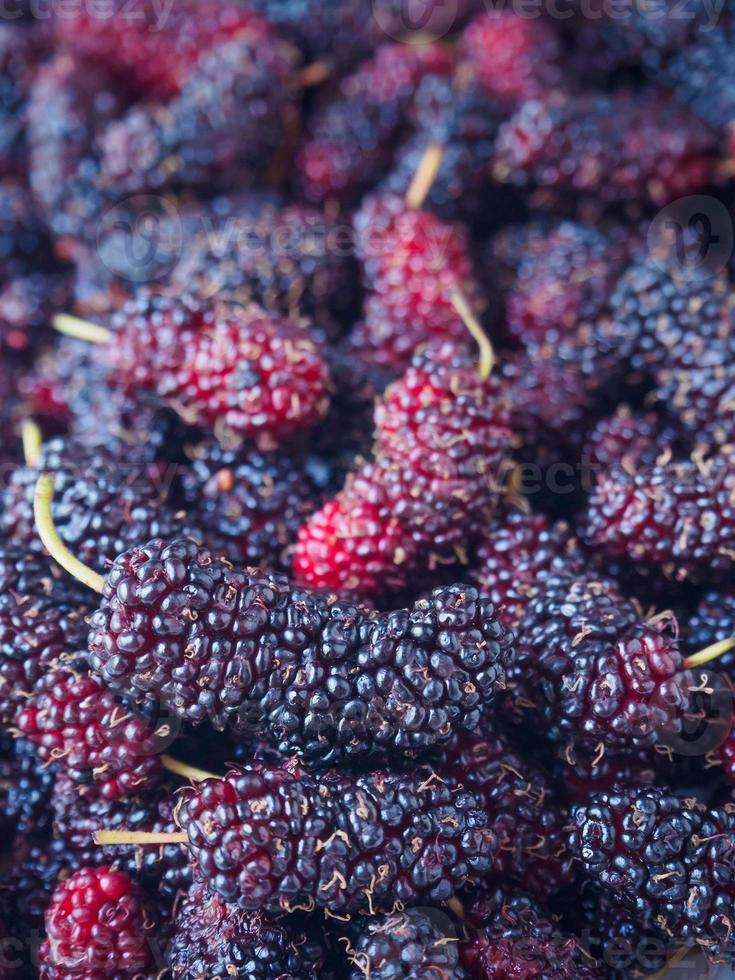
[
  {"xmin": 95, "ymin": 830, "xmax": 188, "ymax": 846},
  {"xmin": 406, "ymin": 142, "xmax": 445, "ymax": 210},
  {"xmin": 683, "ymin": 637, "xmax": 735, "ymax": 668},
  {"xmin": 161, "ymin": 754, "xmax": 219, "ymax": 782},
  {"xmin": 53, "ymin": 313, "xmax": 112, "ymax": 345},
  {"xmin": 33, "ymin": 473, "xmax": 106, "ymax": 595},
  {"xmin": 450, "ymin": 288, "xmax": 494, "ymax": 379},
  {"xmin": 20, "ymin": 419, "xmax": 42, "ymax": 467}
]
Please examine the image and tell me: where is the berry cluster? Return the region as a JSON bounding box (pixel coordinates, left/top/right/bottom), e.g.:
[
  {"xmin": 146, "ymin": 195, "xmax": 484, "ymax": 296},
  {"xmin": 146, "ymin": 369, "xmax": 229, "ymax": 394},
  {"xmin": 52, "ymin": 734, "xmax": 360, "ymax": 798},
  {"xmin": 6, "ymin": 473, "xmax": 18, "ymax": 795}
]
[{"xmin": 4, "ymin": 7, "xmax": 735, "ymax": 980}]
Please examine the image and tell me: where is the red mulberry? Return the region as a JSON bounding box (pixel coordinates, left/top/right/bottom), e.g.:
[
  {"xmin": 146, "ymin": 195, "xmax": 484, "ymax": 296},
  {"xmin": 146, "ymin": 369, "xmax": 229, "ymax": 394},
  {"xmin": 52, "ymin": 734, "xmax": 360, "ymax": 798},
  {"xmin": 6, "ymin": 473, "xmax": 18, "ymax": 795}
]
[
  {"xmin": 38, "ymin": 867, "xmax": 156, "ymax": 978},
  {"xmin": 16, "ymin": 664, "xmax": 164, "ymax": 800},
  {"xmin": 295, "ymin": 344, "xmax": 512, "ymax": 597},
  {"xmin": 107, "ymin": 294, "xmax": 331, "ymax": 446}
]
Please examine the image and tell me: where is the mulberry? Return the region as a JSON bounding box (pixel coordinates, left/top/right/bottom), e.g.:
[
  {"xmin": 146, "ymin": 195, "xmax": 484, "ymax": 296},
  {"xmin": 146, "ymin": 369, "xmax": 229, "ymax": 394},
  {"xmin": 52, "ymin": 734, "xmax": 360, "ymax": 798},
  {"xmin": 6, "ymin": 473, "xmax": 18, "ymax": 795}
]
[{"xmin": 87, "ymin": 537, "xmax": 513, "ymax": 763}]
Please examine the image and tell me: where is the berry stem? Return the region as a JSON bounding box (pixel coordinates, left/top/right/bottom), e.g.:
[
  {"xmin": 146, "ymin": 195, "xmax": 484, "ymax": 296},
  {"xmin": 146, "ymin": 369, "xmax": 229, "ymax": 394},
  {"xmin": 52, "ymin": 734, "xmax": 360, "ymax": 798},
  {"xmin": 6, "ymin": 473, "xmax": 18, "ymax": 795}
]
[
  {"xmin": 450, "ymin": 288, "xmax": 494, "ymax": 379},
  {"xmin": 52, "ymin": 313, "xmax": 112, "ymax": 345},
  {"xmin": 406, "ymin": 141, "xmax": 444, "ymax": 210},
  {"xmin": 683, "ymin": 636, "xmax": 735, "ymax": 668},
  {"xmin": 20, "ymin": 420, "xmax": 42, "ymax": 467},
  {"xmin": 95, "ymin": 830, "xmax": 188, "ymax": 846},
  {"xmin": 33, "ymin": 473, "xmax": 106, "ymax": 594},
  {"xmin": 160, "ymin": 754, "xmax": 219, "ymax": 782}
]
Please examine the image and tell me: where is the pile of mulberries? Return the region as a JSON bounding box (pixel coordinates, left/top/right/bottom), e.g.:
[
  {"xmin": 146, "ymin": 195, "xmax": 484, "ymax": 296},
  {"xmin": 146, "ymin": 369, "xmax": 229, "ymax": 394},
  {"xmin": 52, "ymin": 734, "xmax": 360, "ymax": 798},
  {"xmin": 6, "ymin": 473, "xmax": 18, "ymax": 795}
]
[{"xmin": 4, "ymin": 6, "xmax": 735, "ymax": 979}]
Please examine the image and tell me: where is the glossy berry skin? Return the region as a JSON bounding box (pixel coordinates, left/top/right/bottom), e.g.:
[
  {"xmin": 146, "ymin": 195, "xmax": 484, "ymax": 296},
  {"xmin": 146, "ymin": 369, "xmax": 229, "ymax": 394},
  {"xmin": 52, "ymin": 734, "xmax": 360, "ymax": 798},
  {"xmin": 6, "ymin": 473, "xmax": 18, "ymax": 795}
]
[
  {"xmin": 180, "ymin": 438, "xmax": 321, "ymax": 570},
  {"xmin": 472, "ymin": 510, "xmax": 582, "ymax": 630},
  {"xmin": 459, "ymin": 11, "xmax": 564, "ymax": 107},
  {"xmin": 38, "ymin": 867, "xmax": 155, "ymax": 978},
  {"xmin": 509, "ymin": 572, "xmax": 691, "ymax": 753},
  {"xmin": 1, "ymin": 436, "xmax": 190, "ymax": 573},
  {"xmin": 295, "ymin": 344, "xmax": 512, "ymax": 597},
  {"xmin": 583, "ymin": 407, "xmax": 662, "ymax": 475},
  {"xmin": 178, "ymin": 759, "xmax": 497, "ymax": 915},
  {"xmin": 170, "ymin": 199, "xmax": 359, "ymax": 330},
  {"xmin": 348, "ymin": 909, "xmax": 463, "ymax": 979},
  {"xmin": 505, "ymin": 222, "xmax": 628, "ymax": 350},
  {"xmin": 609, "ymin": 256, "xmax": 735, "ymax": 376},
  {"xmin": 352, "ymin": 194, "xmax": 486, "ymax": 373},
  {"xmin": 293, "ymin": 463, "xmax": 415, "ymax": 596},
  {"xmin": 493, "ymin": 89, "xmax": 715, "ymax": 206},
  {"xmin": 569, "ymin": 787, "xmax": 735, "ymax": 963},
  {"xmin": 88, "ymin": 537, "xmax": 513, "ymax": 764},
  {"xmin": 459, "ymin": 887, "xmax": 602, "ymax": 979},
  {"xmin": 296, "ymin": 43, "xmax": 452, "ymax": 204},
  {"xmin": 16, "ymin": 664, "xmax": 164, "ymax": 800},
  {"xmin": 167, "ymin": 879, "xmax": 327, "ymax": 979},
  {"xmin": 448, "ymin": 729, "xmax": 574, "ymax": 895},
  {"xmin": 0, "ymin": 546, "xmax": 90, "ymax": 722},
  {"xmin": 109, "ymin": 295, "xmax": 330, "ymax": 446},
  {"xmin": 99, "ymin": 31, "xmax": 297, "ymax": 196},
  {"xmin": 686, "ymin": 590, "xmax": 735, "ymax": 662},
  {"xmin": 581, "ymin": 453, "xmax": 735, "ymax": 581}
]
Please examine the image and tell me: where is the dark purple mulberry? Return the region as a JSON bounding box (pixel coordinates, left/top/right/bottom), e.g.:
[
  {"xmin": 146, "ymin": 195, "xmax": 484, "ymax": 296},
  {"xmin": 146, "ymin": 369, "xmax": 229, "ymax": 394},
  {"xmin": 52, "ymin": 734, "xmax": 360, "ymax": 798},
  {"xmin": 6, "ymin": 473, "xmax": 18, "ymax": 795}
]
[
  {"xmin": 167, "ymin": 878, "xmax": 327, "ymax": 979},
  {"xmin": 347, "ymin": 908, "xmax": 463, "ymax": 979},
  {"xmin": 0, "ymin": 545, "xmax": 90, "ymax": 723},
  {"xmin": 180, "ymin": 437, "xmax": 321, "ymax": 571},
  {"xmin": 1, "ymin": 437, "xmax": 193, "ymax": 573},
  {"xmin": 99, "ymin": 30, "xmax": 298, "ymax": 196},
  {"xmin": 580, "ymin": 451, "xmax": 735, "ymax": 581},
  {"xmin": 569, "ymin": 786, "xmax": 735, "ymax": 962},
  {"xmin": 178, "ymin": 758, "xmax": 497, "ymax": 914},
  {"xmin": 493, "ymin": 88, "xmax": 716, "ymax": 207},
  {"xmin": 472, "ymin": 509, "xmax": 582, "ymax": 631},
  {"xmin": 88, "ymin": 537, "xmax": 514, "ymax": 763},
  {"xmin": 508, "ymin": 571, "xmax": 691, "ymax": 753}
]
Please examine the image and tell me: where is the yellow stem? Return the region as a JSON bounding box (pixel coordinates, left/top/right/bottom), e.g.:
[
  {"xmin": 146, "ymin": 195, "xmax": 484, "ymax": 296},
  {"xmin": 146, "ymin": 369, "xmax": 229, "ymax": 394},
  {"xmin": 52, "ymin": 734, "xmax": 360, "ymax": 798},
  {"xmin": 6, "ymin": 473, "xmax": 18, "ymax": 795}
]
[
  {"xmin": 450, "ymin": 289, "xmax": 494, "ymax": 379},
  {"xmin": 161, "ymin": 754, "xmax": 219, "ymax": 782},
  {"xmin": 53, "ymin": 313, "xmax": 112, "ymax": 345},
  {"xmin": 96, "ymin": 830, "xmax": 188, "ymax": 846},
  {"xmin": 33, "ymin": 474, "xmax": 105, "ymax": 594},
  {"xmin": 20, "ymin": 420, "xmax": 42, "ymax": 467},
  {"xmin": 683, "ymin": 637, "xmax": 735, "ymax": 669},
  {"xmin": 406, "ymin": 142, "xmax": 445, "ymax": 210}
]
